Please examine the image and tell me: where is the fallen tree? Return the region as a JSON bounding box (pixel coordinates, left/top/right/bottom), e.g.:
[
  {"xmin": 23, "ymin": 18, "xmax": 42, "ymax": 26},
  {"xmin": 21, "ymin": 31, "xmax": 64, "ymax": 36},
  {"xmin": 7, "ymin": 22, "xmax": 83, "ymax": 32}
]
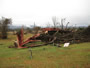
[{"xmin": 9, "ymin": 26, "xmax": 90, "ymax": 48}]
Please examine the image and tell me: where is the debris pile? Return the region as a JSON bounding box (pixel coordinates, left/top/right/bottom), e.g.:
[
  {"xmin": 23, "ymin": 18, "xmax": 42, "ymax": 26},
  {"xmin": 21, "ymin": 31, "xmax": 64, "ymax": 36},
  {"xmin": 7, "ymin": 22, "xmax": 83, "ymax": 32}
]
[
  {"xmin": 36, "ymin": 27, "xmax": 90, "ymax": 44},
  {"xmin": 11, "ymin": 26, "xmax": 90, "ymax": 48},
  {"xmin": 36, "ymin": 29, "xmax": 75, "ymax": 44}
]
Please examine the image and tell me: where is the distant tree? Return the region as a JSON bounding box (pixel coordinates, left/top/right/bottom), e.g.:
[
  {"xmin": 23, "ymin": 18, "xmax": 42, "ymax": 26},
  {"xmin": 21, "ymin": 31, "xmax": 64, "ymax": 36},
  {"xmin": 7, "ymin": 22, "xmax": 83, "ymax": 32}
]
[
  {"xmin": 0, "ymin": 17, "xmax": 12, "ymax": 39},
  {"xmin": 83, "ymin": 25, "xmax": 90, "ymax": 36},
  {"xmin": 26, "ymin": 27, "xmax": 33, "ymax": 33},
  {"xmin": 77, "ymin": 27, "xmax": 85, "ymax": 32},
  {"xmin": 31, "ymin": 22, "xmax": 41, "ymax": 34},
  {"xmin": 34, "ymin": 26, "xmax": 41, "ymax": 34},
  {"xmin": 52, "ymin": 17, "xmax": 67, "ymax": 29}
]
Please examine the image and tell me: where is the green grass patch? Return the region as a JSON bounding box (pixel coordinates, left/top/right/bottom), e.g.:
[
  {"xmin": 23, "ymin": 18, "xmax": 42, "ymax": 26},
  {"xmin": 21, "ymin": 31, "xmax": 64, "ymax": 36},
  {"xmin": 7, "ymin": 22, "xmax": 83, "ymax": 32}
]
[{"xmin": 0, "ymin": 34, "xmax": 90, "ymax": 68}]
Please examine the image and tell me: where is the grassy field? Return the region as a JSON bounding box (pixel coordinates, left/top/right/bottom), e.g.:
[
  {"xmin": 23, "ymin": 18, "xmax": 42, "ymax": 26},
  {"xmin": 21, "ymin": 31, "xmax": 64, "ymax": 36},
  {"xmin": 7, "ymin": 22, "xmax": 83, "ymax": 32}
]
[{"xmin": 0, "ymin": 34, "xmax": 90, "ymax": 68}]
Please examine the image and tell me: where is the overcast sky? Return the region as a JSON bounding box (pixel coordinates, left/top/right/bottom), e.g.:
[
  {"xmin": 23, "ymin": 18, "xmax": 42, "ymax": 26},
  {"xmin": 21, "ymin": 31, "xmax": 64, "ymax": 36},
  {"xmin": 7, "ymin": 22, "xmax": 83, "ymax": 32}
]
[{"xmin": 0, "ymin": 0, "xmax": 90, "ymax": 27}]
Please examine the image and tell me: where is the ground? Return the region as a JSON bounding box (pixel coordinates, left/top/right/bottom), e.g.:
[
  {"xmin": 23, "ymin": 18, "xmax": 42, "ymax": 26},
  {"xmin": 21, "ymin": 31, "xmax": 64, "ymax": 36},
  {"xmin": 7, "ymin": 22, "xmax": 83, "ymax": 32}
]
[{"xmin": 0, "ymin": 34, "xmax": 90, "ymax": 68}]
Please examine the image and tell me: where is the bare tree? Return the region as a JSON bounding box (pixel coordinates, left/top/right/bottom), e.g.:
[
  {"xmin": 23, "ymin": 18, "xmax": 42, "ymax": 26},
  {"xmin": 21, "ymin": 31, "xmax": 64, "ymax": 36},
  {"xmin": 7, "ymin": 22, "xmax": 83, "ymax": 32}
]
[
  {"xmin": 32, "ymin": 22, "xmax": 41, "ymax": 34},
  {"xmin": 0, "ymin": 17, "xmax": 12, "ymax": 39},
  {"xmin": 61, "ymin": 18, "xmax": 66, "ymax": 30},
  {"xmin": 52, "ymin": 16, "xmax": 57, "ymax": 28},
  {"xmin": 65, "ymin": 22, "xmax": 70, "ymax": 30},
  {"xmin": 52, "ymin": 17, "xmax": 70, "ymax": 30}
]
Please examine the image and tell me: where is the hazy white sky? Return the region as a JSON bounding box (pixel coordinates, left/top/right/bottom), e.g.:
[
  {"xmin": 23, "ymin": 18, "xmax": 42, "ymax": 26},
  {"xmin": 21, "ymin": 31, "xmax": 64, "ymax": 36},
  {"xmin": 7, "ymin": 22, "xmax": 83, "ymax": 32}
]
[{"xmin": 0, "ymin": 0, "xmax": 90, "ymax": 26}]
